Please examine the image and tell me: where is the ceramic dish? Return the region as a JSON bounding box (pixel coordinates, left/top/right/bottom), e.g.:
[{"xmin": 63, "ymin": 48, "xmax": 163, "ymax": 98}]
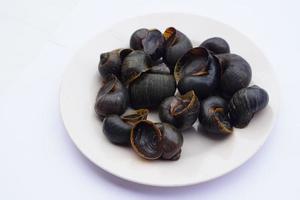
[{"xmin": 60, "ymin": 13, "xmax": 279, "ymax": 187}]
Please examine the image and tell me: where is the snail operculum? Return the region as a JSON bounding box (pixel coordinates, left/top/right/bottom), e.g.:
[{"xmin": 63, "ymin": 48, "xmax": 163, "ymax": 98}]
[
  {"xmin": 228, "ymin": 85, "xmax": 269, "ymax": 128},
  {"xmin": 199, "ymin": 96, "xmax": 233, "ymax": 135},
  {"xmin": 94, "ymin": 76, "xmax": 128, "ymax": 119},
  {"xmin": 159, "ymin": 90, "xmax": 200, "ymax": 130},
  {"xmin": 175, "ymin": 47, "xmax": 221, "ymax": 100},
  {"xmin": 98, "ymin": 48, "xmax": 132, "ymax": 80}
]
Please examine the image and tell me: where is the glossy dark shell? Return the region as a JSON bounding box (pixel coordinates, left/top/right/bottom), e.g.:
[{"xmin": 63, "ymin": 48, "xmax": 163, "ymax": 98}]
[
  {"xmin": 216, "ymin": 53, "xmax": 252, "ymax": 99},
  {"xmin": 159, "ymin": 90, "xmax": 200, "ymax": 130},
  {"xmin": 130, "ymin": 28, "xmax": 148, "ymax": 50},
  {"xmin": 142, "ymin": 29, "xmax": 165, "ymax": 61},
  {"xmin": 155, "ymin": 123, "xmax": 183, "ymax": 160},
  {"xmin": 163, "ymin": 27, "xmax": 192, "ymax": 72},
  {"xmin": 199, "ymin": 96, "xmax": 233, "ymax": 135},
  {"xmin": 94, "ymin": 76, "xmax": 128, "ymax": 118},
  {"xmin": 131, "ymin": 120, "xmax": 163, "ymax": 160},
  {"xmin": 175, "ymin": 47, "xmax": 221, "ymax": 99},
  {"xmin": 129, "ymin": 73, "xmax": 176, "ymax": 109},
  {"xmin": 200, "ymin": 37, "xmax": 230, "ymax": 54},
  {"xmin": 102, "ymin": 109, "xmax": 149, "ymax": 145},
  {"xmin": 121, "ymin": 50, "xmax": 151, "ymax": 84},
  {"xmin": 130, "ymin": 28, "xmax": 165, "ymax": 61},
  {"xmin": 103, "ymin": 115, "xmax": 132, "ymax": 145},
  {"xmin": 228, "ymin": 85, "xmax": 269, "ymax": 128},
  {"xmin": 98, "ymin": 48, "xmax": 132, "ymax": 80}
]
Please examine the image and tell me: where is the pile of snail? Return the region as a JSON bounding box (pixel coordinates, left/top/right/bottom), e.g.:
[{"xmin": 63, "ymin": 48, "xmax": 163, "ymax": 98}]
[{"xmin": 95, "ymin": 27, "xmax": 269, "ymax": 161}]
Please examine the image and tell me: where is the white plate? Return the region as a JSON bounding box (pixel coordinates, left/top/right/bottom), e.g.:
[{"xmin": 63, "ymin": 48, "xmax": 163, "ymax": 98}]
[{"xmin": 60, "ymin": 13, "xmax": 279, "ymax": 187}]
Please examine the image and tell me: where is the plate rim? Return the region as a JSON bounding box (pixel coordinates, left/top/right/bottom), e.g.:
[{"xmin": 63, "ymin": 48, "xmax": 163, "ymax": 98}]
[{"xmin": 59, "ymin": 12, "xmax": 280, "ymax": 187}]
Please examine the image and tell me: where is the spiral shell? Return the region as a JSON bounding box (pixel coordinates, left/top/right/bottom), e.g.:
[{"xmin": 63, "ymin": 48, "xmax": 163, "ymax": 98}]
[
  {"xmin": 94, "ymin": 76, "xmax": 128, "ymax": 119},
  {"xmin": 175, "ymin": 47, "xmax": 221, "ymax": 99},
  {"xmin": 159, "ymin": 90, "xmax": 200, "ymax": 130},
  {"xmin": 228, "ymin": 85, "xmax": 269, "ymax": 128}
]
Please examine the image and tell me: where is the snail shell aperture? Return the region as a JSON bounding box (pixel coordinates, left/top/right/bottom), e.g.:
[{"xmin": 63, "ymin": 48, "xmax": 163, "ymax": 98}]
[
  {"xmin": 175, "ymin": 47, "xmax": 221, "ymax": 100},
  {"xmin": 130, "ymin": 120, "xmax": 183, "ymax": 160},
  {"xmin": 130, "ymin": 120, "xmax": 163, "ymax": 160},
  {"xmin": 102, "ymin": 109, "xmax": 149, "ymax": 145},
  {"xmin": 94, "ymin": 76, "xmax": 128, "ymax": 119},
  {"xmin": 199, "ymin": 96, "xmax": 233, "ymax": 135},
  {"xmin": 121, "ymin": 50, "xmax": 151, "ymax": 85},
  {"xmin": 159, "ymin": 90, "xmax": 200, "ymax": 130},
  {"xmin": 163, "ymin": 27, "xmax": 193, "ymax": 72}
]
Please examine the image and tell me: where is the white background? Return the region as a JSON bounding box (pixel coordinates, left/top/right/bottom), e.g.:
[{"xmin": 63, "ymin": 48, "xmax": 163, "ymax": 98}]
[{"xmin": 0, "ymin": 0, "xmax": 299, "ymax": 199}]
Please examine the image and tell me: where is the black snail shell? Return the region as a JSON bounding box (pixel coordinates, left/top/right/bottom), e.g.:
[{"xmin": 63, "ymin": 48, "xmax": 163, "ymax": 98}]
[
  {"xmin": 216, "ymin": 53, "xmax": 252, "ymax": 99},
  {"xmin": 121, "ymin": 50, "xmax": 151, "ymax": 84},
  {"xmin": 163, "ymin": 27, "xmax": 193, "ymax": 72},
  {"xmin": 129, "ymin": 63, "xmax": 176, "ymax": 109},
  {"xmin": 103, "ymin": 115, "xmax": 131, "ymax": 145},
  {"xmin": 159, "ymin": 90, "xmax": 200, "ymax": 130},
  {"xmin": 94, "ymin": 76, "xmax": 128, "ymax": 119},
  {"xmin": 130, "ymin": 120, "xmax": 183, "ymax": 160},
  {"xmin": 175, "ymin": 47, "xmax": 221, "ymax": 100},
  {"xmin": 103, "ymin": 109, "xmax": 149, "ymax": 145},
  {"xmin": 129, "ymin": 28, "xmax": 148, "ymax": 50},
  {"xmin": 199, "ymin": 96, "xmax": 233, "ymax": 135},
  {"xmin": 228, "ymin": 85, "xmax": 269, "ymax": 128},
  {"xmin": 98, "ymin": 48, "xmax": 132, "ymax": 80},
  {"xmin": 130, "ymin": 120, "xmax": 163, "ymax": 160},
  {"xmin": 130, "ymin": 28, "xmax": 165, "ymax": 61},
  {"xmin": 200, "ymin": 37, "xmax": 230, "ymax": 54},
  {"xmin": 155, "ymin": 123, "xmax": 183, "ymax": 160}
]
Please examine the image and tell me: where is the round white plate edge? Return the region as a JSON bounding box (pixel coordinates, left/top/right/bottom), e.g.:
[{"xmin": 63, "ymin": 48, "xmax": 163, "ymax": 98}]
[{"xmin": 59, "ymin": 12, "xmax": 280, "ymax": 187}]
